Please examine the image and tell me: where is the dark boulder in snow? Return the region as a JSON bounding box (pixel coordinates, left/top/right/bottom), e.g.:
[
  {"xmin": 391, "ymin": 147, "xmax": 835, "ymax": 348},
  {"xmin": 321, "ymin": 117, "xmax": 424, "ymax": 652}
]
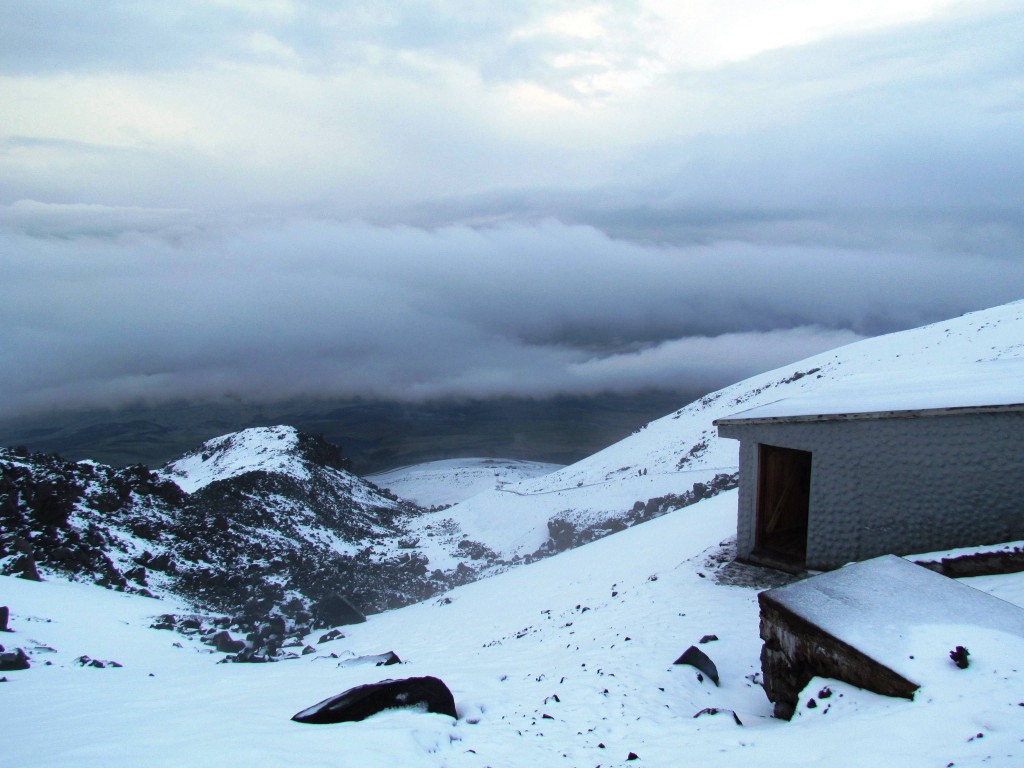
[
  {"xmin": 0, "ymin": 606, "xmax": 9, "ymax": 632},
  {"xmin": 949, "ymin": 645, "xmax": 970, "ymax": 669},
  {"xmin": 336, "ymin": 650, "xmax": 401, "ymax": 668},
  {"xmin": 0, "ymin": 647, "xmax": 30, "ymax": 671},
  {"xmin": 317, "ymin": 628, "xmax": 344, "ymax": 644},
  {"xmin": 291, "ymin": 676, "xmax": 457, "ymax": 724},
  {"xmin": 314, "ymin": 592, "xmax": 366, "ymax": 628},
  {"xmin": 14, "ymin": 548, "xmax": 41, "ymax": 582},
  {"xmin": 673, "ymin": 645, "xmax": 719, "ymax": 686},
  {"xmin": 212, "ymin": 630, "xmax": 246, "ymax": 654}
]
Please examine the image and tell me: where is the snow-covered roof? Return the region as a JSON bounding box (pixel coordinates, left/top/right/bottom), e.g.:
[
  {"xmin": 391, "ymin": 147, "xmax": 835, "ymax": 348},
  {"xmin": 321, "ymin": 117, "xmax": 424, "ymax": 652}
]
[{"xmin": 714, "ymin": 359, "xmax": 1024, "ymax": 425}]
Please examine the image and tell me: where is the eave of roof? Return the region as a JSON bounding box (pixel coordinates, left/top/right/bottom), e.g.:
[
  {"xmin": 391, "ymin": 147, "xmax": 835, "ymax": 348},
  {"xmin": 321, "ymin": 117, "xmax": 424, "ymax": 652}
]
[{"xmin": 714, "ymin": 401, "xmax": 1024, "ymax": 427}]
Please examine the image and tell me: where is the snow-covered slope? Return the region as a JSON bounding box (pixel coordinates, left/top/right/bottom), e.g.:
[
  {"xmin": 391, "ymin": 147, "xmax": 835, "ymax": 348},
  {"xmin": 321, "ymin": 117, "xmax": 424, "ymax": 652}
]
[
  {"xmin": 412, "ymin": 300, "xmax": 1024, "ymax": 566},
  {"xmin": 4, "ymin": 490, "xmax": 1024, "ymax": 767},
  {"xmin": 0, "ymin": 427, "xmax": 444, "ymax": 629},
  {"xmin": 367, "ymin": 458, "xmax": 564, "ymax": 508},
  {"xmin": 161, "ymin": 424, "xmax": 311, "ymax": 492}
]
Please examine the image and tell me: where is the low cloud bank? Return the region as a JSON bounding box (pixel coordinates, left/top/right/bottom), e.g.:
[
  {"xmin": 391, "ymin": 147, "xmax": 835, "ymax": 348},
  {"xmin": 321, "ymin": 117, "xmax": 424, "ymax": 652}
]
[{"xmin": 4, "ymin": 209, "xmax": 1020, "ymax": 417}]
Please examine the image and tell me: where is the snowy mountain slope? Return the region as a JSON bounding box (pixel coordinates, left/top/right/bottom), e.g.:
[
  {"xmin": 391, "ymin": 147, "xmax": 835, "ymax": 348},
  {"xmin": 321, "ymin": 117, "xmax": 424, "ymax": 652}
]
[
  {"xmin": 161, "ymin": 424, "xmax": 313, "ymax": 492},
  {"xmin": 367, "ymin": 458, "xmax": 564, "ymax": 508},
  {"xmin": 1, "ymin": 427, "xmax": 453, "ymax": 631},
  {"xmin": 161, "ymin": 426, "xmax": 410, "ymax": 548},
  {"xmin": 4, "ymin": 490, "xmax": 1024, "ymax": 767},
  {"xmin": 410, "ymin": 300, "xmax": 1024, "ymax": 566}
]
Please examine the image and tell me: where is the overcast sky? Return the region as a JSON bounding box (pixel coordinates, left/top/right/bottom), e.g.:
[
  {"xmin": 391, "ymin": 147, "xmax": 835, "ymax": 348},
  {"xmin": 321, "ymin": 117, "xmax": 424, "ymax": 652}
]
[{"xmin": 2, "ymin": 0, "xmax": 1023, "ymax": 418}]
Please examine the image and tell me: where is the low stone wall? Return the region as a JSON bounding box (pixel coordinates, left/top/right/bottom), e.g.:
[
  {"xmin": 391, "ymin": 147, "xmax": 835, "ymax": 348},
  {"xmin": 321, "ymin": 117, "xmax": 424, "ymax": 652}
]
[{"xmin": 758, "ymin": 591, "xmax": 918, "ymax": 719}]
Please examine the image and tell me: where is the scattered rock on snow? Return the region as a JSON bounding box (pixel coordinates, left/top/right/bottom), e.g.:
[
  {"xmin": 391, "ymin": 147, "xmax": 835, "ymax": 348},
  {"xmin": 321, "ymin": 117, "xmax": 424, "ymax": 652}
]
[
  {"xmin": 337, "ymin": 651, "xmax": 402, "ymax": 668},
  {"xmin": 698, "ymin": 634, "xmax": 718, "ymax": 644},
  {"xmin": 0, "ymin": 606, "xmax": 9, "ymax": 632},
  {"xmin": 291, "ymin": 676, "xmax": 457, "ymax": 724},
  {"xmin": 693, "ymin": 707, "xmax": 743, "ymax": 725},
  {"xmin": 673, "ymin": 645, "xmax": 720, "ymax": 686},
  {"xmin": 74, "ymin": 655, "xmax": 122, "ymax": 669},
  {"xmin": 949, "ymin": 646, "xmax": 970, "ymax": 669}
]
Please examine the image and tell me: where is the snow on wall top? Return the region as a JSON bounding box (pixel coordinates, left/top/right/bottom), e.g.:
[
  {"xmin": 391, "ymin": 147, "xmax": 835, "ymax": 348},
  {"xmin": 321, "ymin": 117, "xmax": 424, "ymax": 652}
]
[
  {"xmin": 160, "ymin": 425, "xmax": 310, "ymax": 493},
  {"xmin": 763, "ymin": 555, "xmax": 1024, "ymax": 683}
]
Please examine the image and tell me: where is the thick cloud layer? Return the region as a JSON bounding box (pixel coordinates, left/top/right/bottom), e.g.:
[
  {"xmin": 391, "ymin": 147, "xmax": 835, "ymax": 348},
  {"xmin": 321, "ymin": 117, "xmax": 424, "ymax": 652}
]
[
  {"xmin": 1, "ymin": 1, "xmax": 1022, "ymax": 417},
  {"xmin": 4, "ymin": 210, "xmax": 1022, "ymax": 417}
]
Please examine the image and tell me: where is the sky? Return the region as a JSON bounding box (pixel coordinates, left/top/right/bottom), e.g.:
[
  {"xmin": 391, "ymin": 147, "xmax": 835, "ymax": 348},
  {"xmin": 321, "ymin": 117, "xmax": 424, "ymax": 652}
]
[{"xmin": 2, "ymin": 0, "xmax": 1024, "ymax": 419}]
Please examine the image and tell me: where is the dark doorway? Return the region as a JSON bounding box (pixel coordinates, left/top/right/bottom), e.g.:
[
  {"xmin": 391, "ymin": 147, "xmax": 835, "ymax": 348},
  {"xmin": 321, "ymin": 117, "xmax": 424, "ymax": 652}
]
[{"xmin": 754, "ymin": 444, "xmax": 812, "ymax": 572}]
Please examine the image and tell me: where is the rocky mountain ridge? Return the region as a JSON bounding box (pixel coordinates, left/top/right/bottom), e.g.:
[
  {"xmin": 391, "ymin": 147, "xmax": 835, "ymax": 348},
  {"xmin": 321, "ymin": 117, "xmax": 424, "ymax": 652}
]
[{"xmin": 0, "ymin": 429, "xmax": 456, "ymax": 656}]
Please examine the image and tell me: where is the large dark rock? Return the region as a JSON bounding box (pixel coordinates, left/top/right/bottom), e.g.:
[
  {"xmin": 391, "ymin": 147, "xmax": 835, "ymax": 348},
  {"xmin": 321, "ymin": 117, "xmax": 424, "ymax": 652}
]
[
  {"xmin": 673, "ymin": 645, "xmax": 719, "ymax": 686},
  {"xmin": 314, "ymin": 592, "xmax": 366, "ymax": 628},
  {"xmin": 15, "ymin": 550, "xmax": 41, "ymax": 582},
  {"xmin": 291, "ymin": 676, "xmax": 457, "ymax": 724},
  {"xmin": 0, "ymin": 606, "xmax": 9, "ymax": 632},
  {"xmin": 0, "ymin": 647, "xmax": 30, "ymax": 671},
  {"xmin": 212, "ymin": 630, "xmax": 246, "ymax": 654}
]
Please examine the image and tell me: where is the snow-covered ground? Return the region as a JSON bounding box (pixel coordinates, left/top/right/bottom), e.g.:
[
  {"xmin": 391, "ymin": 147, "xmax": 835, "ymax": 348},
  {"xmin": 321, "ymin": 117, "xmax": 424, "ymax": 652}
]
[
  {"xmin": 367, "ymin": 458, "xmax": 564, "ymax": 508},
  {"xmin": 3, "ymin": 491, "xmax": 1024, "ymax": 767},
  {"xmin": 5, "ymin": 300, "xmax": 1024, "ymax": 766}
]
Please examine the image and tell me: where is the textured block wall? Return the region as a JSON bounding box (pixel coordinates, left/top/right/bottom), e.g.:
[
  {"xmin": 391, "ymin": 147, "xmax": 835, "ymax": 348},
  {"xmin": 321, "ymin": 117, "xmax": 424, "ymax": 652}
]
[{"xmin": 721, "ymin": 411, "xmax": 1024, "ymax": 570}]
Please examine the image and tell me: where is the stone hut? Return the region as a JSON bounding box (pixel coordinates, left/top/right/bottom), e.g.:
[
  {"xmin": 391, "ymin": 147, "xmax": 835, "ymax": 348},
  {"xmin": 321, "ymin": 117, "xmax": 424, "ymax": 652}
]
[{"xmin": 714, "ymin": 364, "xmax": 1024, "ymax": 572}]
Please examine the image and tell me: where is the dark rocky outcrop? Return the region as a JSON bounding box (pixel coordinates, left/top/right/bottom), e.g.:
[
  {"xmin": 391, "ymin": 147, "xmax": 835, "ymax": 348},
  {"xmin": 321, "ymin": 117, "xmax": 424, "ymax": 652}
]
[
  {"xmin": 0, "ymin": 606, "xmax": 9, "ymax": 632},
  {"xmin": 291, "ymin": 676, "xmax": 457, "ymax": 724},
  {"xmin": 673, "ymin": 645, "xmax": 719, "ymax": 686},
  {"xmin": 0, "ymin": 438, "xmax": 453, "ymax": 625}
]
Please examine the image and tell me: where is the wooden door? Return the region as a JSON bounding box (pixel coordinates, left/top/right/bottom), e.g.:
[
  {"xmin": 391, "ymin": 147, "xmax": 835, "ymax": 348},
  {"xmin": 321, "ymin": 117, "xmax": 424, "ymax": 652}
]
[{"xmin": 755, "ymin": 444, "xmax": 812, "ymax": 570}]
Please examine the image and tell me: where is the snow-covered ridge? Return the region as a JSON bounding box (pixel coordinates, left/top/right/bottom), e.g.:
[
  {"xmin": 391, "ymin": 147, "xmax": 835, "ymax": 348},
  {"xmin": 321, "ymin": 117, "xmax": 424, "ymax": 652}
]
[
  {"xmin": 160, "ymin": 425, "xmax": 310, "ymax": 493},
  {"xmin": 367, "ymin": 458, "xmax": 564, "ymax": 508}
]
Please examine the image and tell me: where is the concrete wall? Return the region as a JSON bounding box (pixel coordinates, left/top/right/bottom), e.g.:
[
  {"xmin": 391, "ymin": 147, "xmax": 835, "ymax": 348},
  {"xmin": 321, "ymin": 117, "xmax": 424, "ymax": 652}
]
[{"xmin": 719, "ymin": 411, "xmax": 1024, "ymax": 570}]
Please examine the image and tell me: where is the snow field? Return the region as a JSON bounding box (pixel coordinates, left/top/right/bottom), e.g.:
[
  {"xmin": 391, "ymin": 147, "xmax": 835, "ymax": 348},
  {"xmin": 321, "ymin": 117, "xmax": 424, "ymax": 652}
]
[
  {"xmin": 367, "ymin": 458, "xmax": 564, "ymax": 508},
  {"xmin": 5, "ymin": 489, "xmax": 1024, "ymax": 766}
]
